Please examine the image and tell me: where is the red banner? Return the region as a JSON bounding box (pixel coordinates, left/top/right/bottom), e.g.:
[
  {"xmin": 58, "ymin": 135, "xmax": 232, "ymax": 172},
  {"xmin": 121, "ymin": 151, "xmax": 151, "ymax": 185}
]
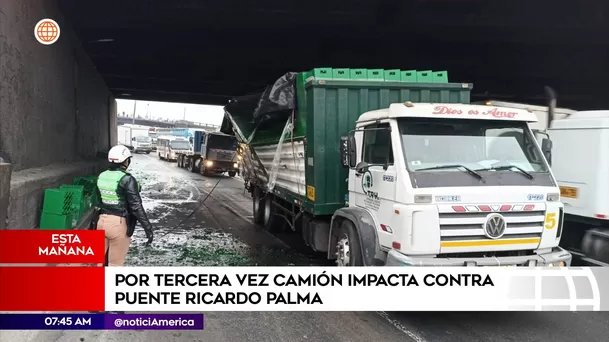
[
  {"xmin": 0, "ymin": 230, "xmax": 105, "ymax": 264},
  {"xmin": 0, "ymin": 267, "xmax": 105, "ymax": 311}
]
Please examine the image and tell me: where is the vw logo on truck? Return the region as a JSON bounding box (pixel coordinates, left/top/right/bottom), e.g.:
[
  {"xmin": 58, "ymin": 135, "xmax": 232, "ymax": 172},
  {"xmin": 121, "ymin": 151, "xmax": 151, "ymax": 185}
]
[{"xmin": 484, "ymin": 214, "xmax": 507, "ymax": 239}]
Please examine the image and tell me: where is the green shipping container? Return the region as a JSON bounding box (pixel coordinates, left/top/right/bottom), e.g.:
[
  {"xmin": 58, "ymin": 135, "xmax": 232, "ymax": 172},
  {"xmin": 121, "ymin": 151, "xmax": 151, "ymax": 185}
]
[{"xmin": 230, "ymin": 78, "xmax": 473, "ymax": 216}]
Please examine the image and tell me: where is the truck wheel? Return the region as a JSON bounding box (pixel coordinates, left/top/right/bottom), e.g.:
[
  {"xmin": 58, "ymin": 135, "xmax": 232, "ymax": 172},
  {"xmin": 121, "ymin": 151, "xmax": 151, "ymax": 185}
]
[
  {"xmin": 262, "ymin": 195, "xmax": 280, "ymax": 232},
  {"xmin": 252, "ymin": 188, "xmax": 264, "ymax": 225},
  {"xmin": 590, "ymin": 229, "xmax": 609, "ymax": 263},
  {"xmin": 335, "ymin": 220, "xmax": 363, "ymax": 266},
  {"xmin": 581, "ymin": 229, "xmax": 596, "ymax": 257},
  {"xmin": 146, "ymin": 151, "xmax": 150, "ymax": 154},
  {"xmin": 228, "ymin": 171, "xmax": 237, "ymax": 177}
]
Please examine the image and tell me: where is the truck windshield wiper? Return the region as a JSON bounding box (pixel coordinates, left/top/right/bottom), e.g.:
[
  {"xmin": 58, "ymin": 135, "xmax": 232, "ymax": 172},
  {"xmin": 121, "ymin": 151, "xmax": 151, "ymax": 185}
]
[
  {"xmin": 416, "ymin": 164, "xmax": 483, "ymax": 180},
  {"xmin": 476, "ymin": 164, "xmax": 534, "ymax": 180}
]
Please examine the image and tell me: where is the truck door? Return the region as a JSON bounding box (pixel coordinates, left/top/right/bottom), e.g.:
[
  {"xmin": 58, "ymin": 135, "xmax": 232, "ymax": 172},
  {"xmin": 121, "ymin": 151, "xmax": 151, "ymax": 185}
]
[
  {"xmin": 353, "ymin": 122, "xmax": 398, "ymax": 237},
  {"xmin": 201, "ymin": 133, "xmax": 208, "ymax": 160}
]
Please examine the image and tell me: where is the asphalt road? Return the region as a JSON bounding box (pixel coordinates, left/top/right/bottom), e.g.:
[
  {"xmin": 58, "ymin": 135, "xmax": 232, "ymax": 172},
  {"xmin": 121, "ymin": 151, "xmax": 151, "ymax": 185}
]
[{"xmin": 3, "ymin": 153, "xmax": 608, "ymax": 342}]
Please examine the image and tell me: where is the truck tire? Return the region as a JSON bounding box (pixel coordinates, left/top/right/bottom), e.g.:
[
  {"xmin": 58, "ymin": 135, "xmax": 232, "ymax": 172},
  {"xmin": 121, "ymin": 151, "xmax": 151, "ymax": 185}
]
[
  {"xmin": 252, "ymin": 188, "xmax": 264, "ymax": 225},
  {"xmin": 335, "ymin": 220, "xmax": 363, "ymax": 266},
  {"xmin": 262, "ymin": 195, "xmax": 280, "ymax": 232},
  {"xmin": 228, "ymin": 171, "xmax": 237, "ymax": 177}
]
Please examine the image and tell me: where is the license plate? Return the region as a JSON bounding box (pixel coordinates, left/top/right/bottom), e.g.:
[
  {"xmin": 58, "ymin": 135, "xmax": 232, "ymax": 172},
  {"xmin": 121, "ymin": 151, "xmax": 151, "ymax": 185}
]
[{"xmin": 560, "ymin": 186, "xmax": 579, "ymax": 199}]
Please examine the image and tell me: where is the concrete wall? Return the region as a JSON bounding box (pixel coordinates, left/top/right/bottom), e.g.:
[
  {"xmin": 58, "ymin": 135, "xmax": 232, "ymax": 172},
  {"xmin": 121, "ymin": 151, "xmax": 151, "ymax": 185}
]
[
  {"xmin": 0, "ymin": 0, "xmax": 114, "ymax": 172},
  {"xmin": 0, "ymin": 0, "xmax": 116, "ymax": 228},
  {"xmin": 0, "ymin": 163, "xmax": 11, "ymax": 229}
]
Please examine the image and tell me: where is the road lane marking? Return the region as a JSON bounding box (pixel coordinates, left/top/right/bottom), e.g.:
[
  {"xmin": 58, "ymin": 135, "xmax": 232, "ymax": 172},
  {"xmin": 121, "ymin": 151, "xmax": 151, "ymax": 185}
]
[{"xmin": 376, "ymin": 311, "xmax": 428, "ymax": 342}]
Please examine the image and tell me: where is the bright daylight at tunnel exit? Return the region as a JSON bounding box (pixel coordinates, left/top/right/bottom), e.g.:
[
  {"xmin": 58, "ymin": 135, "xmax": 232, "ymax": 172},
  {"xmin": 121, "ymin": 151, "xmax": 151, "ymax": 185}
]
[{"xmin": 1, "ymin": 0, "xmax": 609, "ymax": 341}]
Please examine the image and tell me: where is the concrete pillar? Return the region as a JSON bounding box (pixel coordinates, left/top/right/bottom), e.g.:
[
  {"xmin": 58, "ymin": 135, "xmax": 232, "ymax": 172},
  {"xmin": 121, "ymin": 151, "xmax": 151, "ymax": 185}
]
[{"xmin": 0, "ymin": 162, "xmax": 11, "ymax": 230}]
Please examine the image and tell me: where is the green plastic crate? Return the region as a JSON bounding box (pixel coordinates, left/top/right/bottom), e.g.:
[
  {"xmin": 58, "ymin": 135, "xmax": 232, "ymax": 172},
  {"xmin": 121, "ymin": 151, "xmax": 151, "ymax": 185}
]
[
  {"xmin": 40, "ymin": 212, "xmax": 73, "ymax": 230},
  {"xmin": 417, "ymin": 70, "xmax": 433, "ymax": 83},
  {"xmin": 332, "ymin": 68, "xmax": 350, "ymax": 80},
  {"xmin": 384, "ymin": 69, "xmax": 401, "ymax": 81},
  {"xmin": 349, "ymin": 69, "xmax": 367, "ymax": 80},
  {"xmin": 433, "ymin": 71, "xmax": 448, "ymax": 83},
  {"xmin": 310, "ymin": 68, "xmax": 332, "ymax": 80},
  {"xmin": 60, "ymin": 185, "xmax": 86, "ymax": 221},
  {"xmin": 367, "ymin": 69, "xmax": 384, "ymax": 80},
  {"xmin": 400, "ymin": 70, "xmax": 417, "ymax": 82},
  {"xmin": 42, "ymin": 189, "xmax": 74, "ymax": 215},
  {"xmin": 73, "ymin": 176, "xmax": 97, "ymax": 196}
]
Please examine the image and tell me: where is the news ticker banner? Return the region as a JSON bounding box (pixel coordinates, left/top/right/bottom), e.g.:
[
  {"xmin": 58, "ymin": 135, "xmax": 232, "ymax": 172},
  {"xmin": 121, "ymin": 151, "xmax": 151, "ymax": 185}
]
[
  {"xmin": 0, "ymin": 314, "xmax": 203, "ymax": 330},
  {"xmin": 1, "ymin": 266, "xmax": 608, "ymax": 311}
]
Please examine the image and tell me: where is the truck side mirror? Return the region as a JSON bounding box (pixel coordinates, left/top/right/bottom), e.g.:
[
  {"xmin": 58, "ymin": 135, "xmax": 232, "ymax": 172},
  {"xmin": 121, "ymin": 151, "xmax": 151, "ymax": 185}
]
[
  {"xmin": 348, "ymin": 135, "xmax": 357, "ymax": 168},
  {"xmin": 340, "ymin": 135, "xmax": 358, "ymax": 168},
  {"xmin": 355, "ymin": 161, "xmax": 369, "ymax": 174},
  {"xmin": 541, "ymin": 138, "xmax": 552, "ymax": 166},
  {"xmin": 340, "ymin": 136, "xmax": 349, "ymax": 167}
]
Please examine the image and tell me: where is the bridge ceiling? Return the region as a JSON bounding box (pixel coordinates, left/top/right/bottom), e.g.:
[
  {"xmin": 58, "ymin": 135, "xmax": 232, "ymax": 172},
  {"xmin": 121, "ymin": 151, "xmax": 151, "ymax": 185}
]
[{"xmin": 58, "ymin": 0, "xmax": 609, "ymax": 109}]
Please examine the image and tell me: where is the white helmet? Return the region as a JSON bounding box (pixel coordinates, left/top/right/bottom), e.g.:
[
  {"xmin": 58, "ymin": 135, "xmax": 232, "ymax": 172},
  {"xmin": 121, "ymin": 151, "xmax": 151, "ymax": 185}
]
[{"xmin": 108, "ymin": 145, "xmax": 132, "ymax": 163}]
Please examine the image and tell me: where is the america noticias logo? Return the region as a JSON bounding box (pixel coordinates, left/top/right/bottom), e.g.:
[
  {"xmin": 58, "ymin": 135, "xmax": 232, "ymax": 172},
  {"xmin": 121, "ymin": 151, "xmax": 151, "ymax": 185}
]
[{"xmin": 35, "ymin": 19, "xmax": 60, "ymax": 45}]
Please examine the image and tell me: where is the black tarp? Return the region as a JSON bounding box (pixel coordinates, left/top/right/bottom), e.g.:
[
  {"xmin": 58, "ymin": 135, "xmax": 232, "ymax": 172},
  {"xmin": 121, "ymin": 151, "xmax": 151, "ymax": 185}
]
[{"xmin": 223, "ymin": 72, "xmax": 298, "ymax": 129}]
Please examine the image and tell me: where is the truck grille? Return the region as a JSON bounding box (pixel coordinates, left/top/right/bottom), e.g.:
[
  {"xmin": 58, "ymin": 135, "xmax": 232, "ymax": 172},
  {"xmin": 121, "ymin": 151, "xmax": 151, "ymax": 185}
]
[{"xmin": 439, "ymin": 205, "xmax": 545, "ymax": 250}]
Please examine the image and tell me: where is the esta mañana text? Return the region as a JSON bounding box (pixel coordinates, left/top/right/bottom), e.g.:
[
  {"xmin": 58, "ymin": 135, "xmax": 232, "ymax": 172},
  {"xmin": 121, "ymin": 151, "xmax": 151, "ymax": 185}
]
[{"xmin": 38, "ymin": 233, "xmax": 94, "ymax": 256}]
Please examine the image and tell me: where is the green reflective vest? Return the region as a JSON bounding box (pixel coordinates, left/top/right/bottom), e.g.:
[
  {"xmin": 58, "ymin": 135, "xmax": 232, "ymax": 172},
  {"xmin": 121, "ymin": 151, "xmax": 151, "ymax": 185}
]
[
  {"xmin": 97, "ymin": 170, "xmax": 142, "ymax": 206},
  {"xmin": 97, "ymin": 170, "xmax": 126, "ymax": 206}
]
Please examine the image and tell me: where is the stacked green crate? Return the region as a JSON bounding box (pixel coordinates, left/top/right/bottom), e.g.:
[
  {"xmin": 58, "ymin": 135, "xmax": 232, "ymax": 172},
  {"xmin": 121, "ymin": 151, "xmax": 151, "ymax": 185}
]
[
  {"xmin": 74, "ymin": 175, "xmax": 100, "ymax": 207},
  {"xmin": 40, "ymin": 189, "xmax": 74, "ymax": 230},
  {"xmin": 60, "ymin": 185, "xmax": 87, "ymax": 225}
]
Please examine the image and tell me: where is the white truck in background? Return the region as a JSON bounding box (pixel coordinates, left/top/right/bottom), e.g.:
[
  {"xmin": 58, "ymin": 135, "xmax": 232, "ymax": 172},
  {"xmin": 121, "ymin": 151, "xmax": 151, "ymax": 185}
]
[
  {"xmin": 117, "ymin": 125, "xmax": 153, "ymax": 154},
  {"xmin": 479, "ymin": 90, "xmax": 609, "ymax": 265}
]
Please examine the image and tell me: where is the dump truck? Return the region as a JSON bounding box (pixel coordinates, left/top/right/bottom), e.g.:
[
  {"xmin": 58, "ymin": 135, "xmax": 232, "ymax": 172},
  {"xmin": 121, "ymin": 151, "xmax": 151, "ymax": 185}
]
[
  {"xmin": 479, "ymin": 95, "xmax": 609, "ymax": 265},
  {"xmin": 176, "ymin": 130, "xmax": 239, "ymax": 177},
  {"xmin": 222, "ymin": 69, "xmax": 572, "ymax": 267}
]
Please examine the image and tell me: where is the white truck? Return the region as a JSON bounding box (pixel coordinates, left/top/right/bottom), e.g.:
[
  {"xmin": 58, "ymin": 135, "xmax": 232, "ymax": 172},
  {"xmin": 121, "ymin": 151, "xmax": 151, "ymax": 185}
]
[
  {"xmin": 117, "ymin": 125, "xmax": 153, "ymax": 154},
  {"xmin": 480, "ymin": 95, "xmax": 609, "ymax": 265},
  {"xmin": 225, "ymin": 75, "xmax": 572, "ymax": 268}
]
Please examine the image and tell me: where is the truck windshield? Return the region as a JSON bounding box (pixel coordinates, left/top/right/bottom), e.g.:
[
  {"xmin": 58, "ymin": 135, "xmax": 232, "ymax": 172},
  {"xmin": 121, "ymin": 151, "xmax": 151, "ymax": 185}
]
[
  {"xmin": 170, "ymin": 140, "xmax": 190, "ymax": 150},
  {"xmin": 208, "ymin": 134, "xmax": 237, "ymax": 150},
  {"xmin": 397, "ymin": 118, "xmax": 553, "ymax": 187}
]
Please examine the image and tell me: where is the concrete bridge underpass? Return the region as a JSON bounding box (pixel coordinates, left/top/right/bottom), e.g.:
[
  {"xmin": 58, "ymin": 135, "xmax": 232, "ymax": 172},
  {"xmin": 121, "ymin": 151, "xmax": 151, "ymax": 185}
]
[{"xmin": 1, "ymin": 0, "xmax": 608, "ymax": 230}]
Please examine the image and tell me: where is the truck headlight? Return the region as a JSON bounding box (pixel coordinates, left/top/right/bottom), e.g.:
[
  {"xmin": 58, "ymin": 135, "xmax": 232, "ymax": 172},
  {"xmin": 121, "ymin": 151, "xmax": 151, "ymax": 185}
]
[
  {"xmin": 547, "ymin": 193, "xmax": 560, "ymax": 202},
  {"xmin": 233, "ymin": 163, "xmax": 238, "ymax": 168},
  {"xmin": 205, "ymin": 160, "xmax": 214, "ymax": 167}
]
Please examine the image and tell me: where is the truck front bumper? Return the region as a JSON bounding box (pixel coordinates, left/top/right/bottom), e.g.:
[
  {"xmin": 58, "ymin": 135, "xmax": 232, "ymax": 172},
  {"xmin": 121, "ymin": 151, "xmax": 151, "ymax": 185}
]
[
  {"xmin": 135, "ymin": 148, "xmax": 152, "ymax": 153},
  {"xmin": 385, "ymin": 247, "xmax": 572, "ymax": 267}
]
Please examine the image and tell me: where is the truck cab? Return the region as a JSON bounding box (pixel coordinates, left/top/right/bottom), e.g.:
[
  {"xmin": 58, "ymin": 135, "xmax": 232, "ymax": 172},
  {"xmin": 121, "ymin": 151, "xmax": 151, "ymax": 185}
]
[
  {"xmin": 199, "ymin": 132, "xmax": 239, "ymax": 177},
  {"xmin": 339, "ymin": 102, "xmax": 572, "ymax": 266}
]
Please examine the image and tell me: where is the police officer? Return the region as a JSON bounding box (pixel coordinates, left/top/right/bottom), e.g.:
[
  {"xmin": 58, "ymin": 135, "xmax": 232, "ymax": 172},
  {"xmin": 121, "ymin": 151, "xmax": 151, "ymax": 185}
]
[{"xmin": 96, "ymin": 144, "xmax": 153, "ymax": 266}]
